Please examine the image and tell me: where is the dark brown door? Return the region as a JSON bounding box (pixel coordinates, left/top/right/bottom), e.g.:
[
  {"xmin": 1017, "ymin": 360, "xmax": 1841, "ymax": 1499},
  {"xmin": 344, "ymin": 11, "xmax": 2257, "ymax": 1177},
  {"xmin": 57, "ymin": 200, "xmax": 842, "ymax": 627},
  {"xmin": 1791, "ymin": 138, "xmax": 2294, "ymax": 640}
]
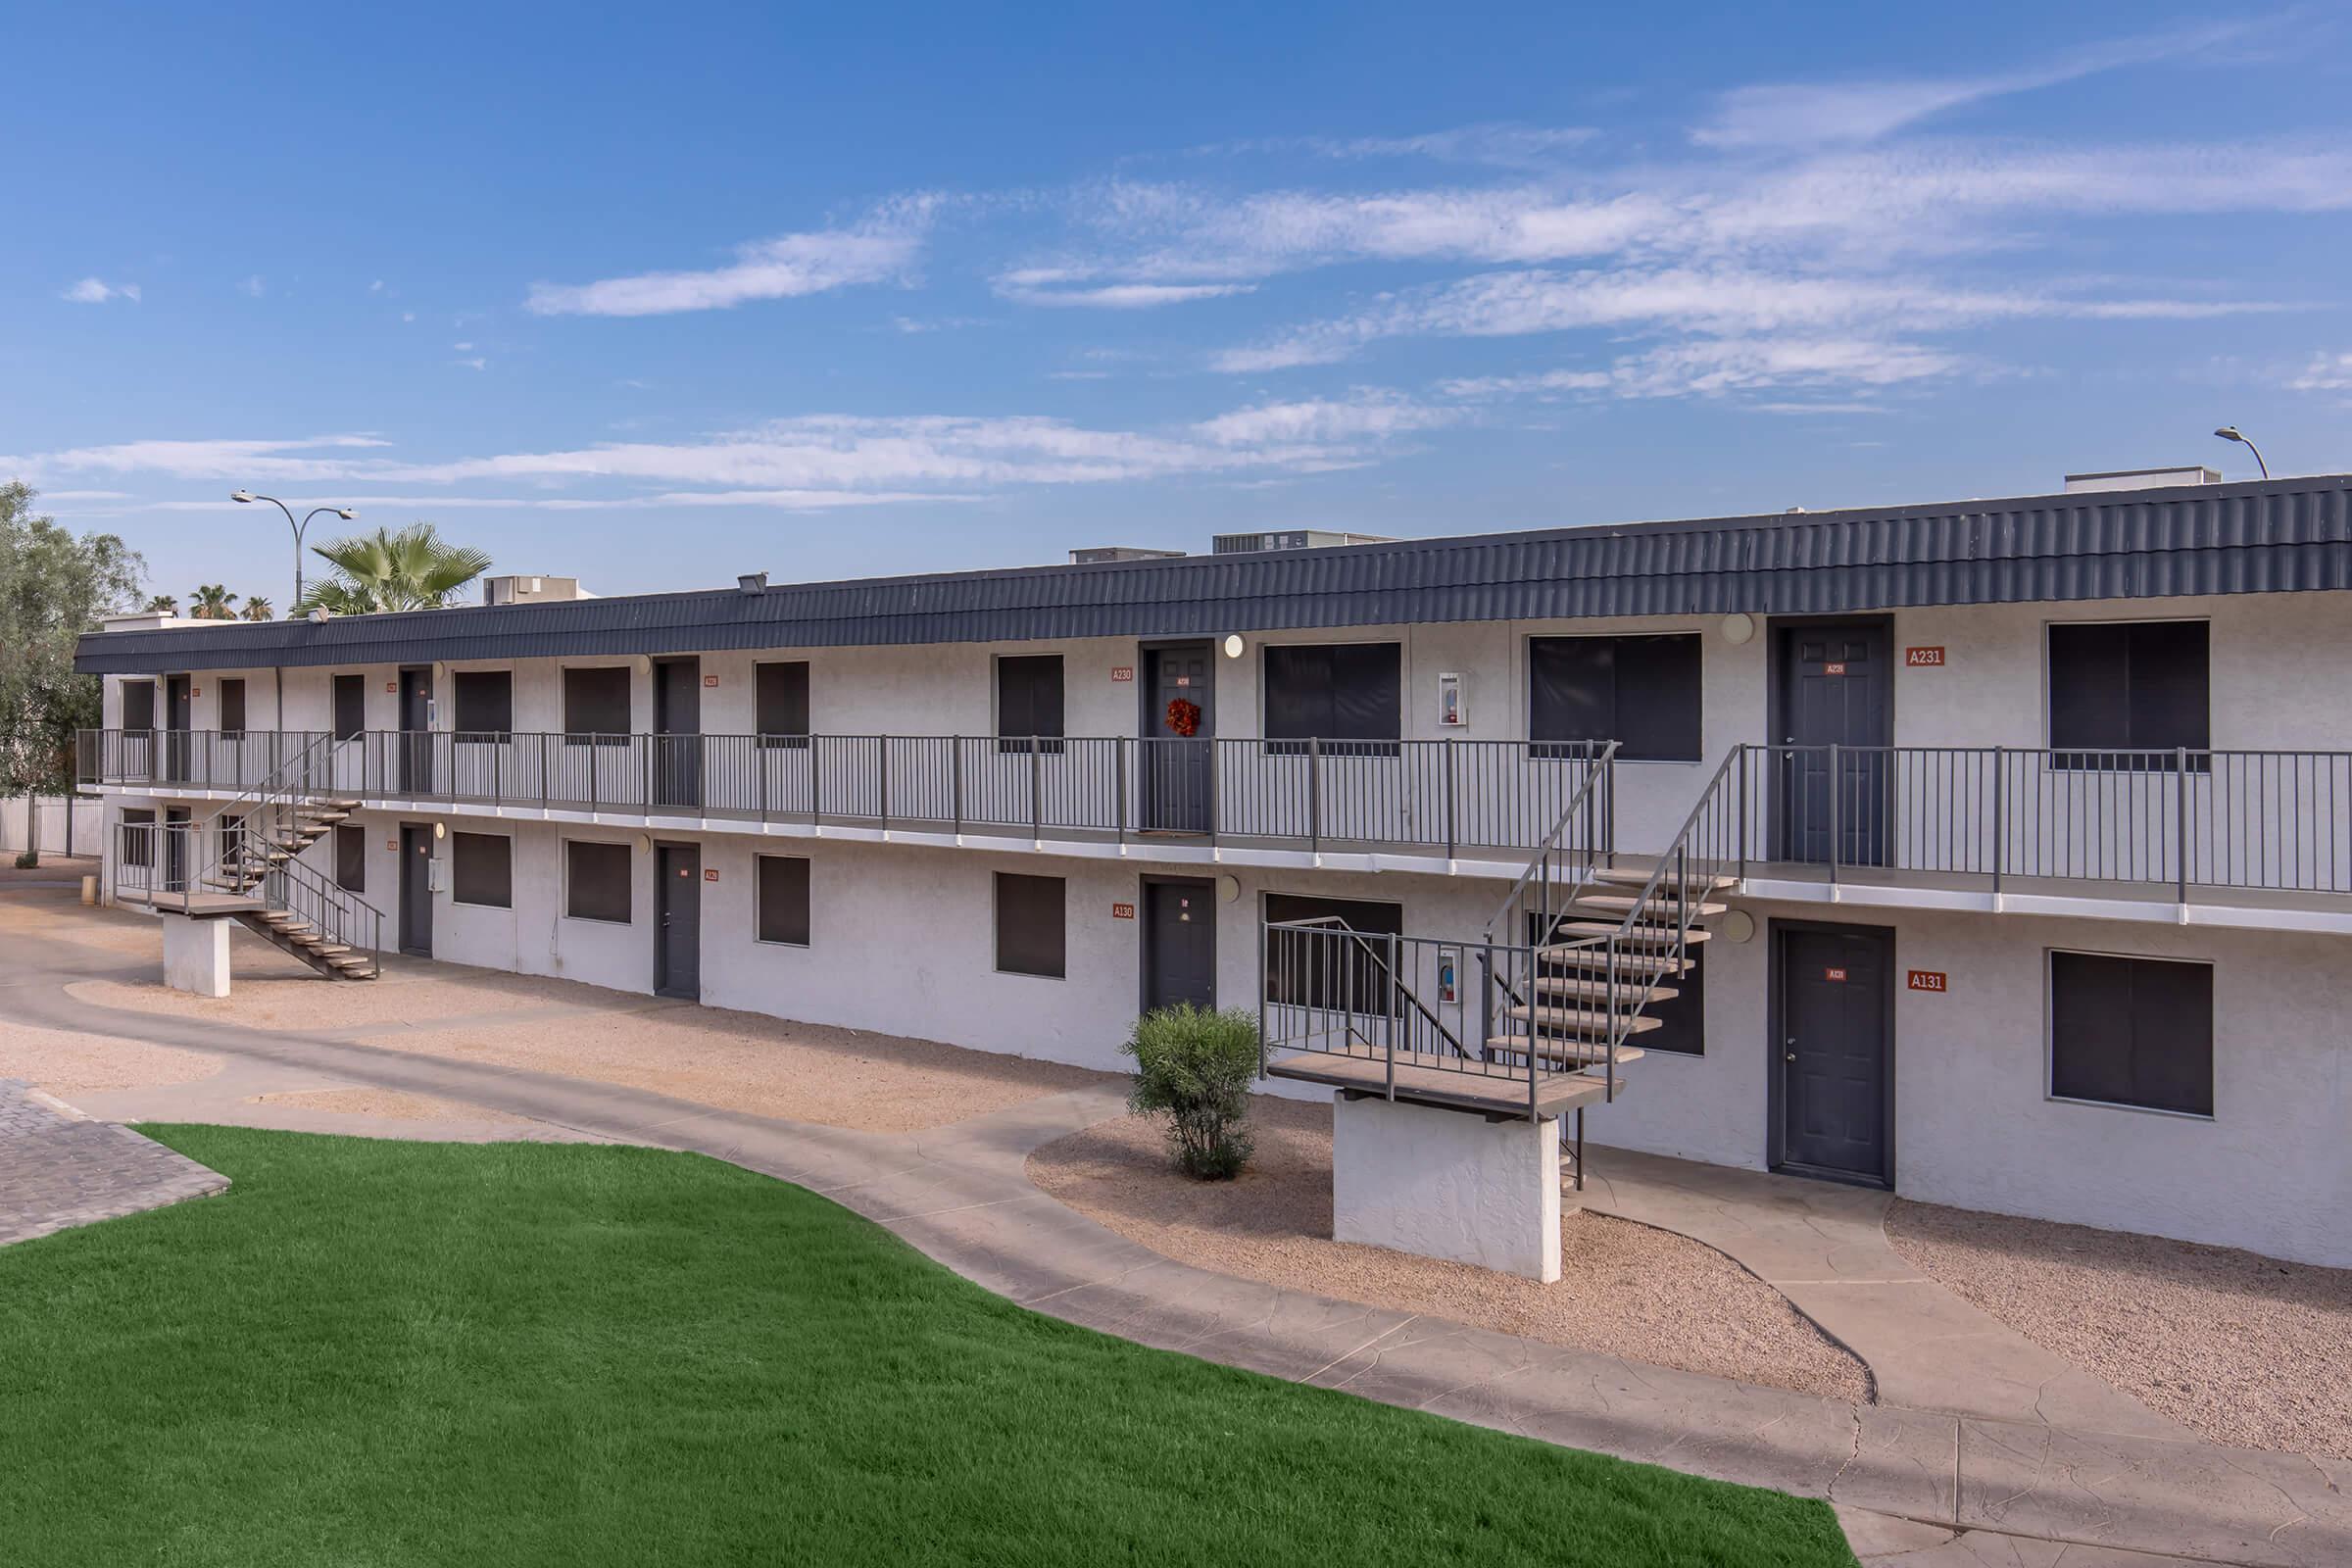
[
  {"xmin": 164, "ymin": 674, "xmax": 192, "ymax": 783},
  {"xmin": 399, "ymin": 824, "xmax": 434, "ymax": 956},
  {"xmin": 399, "ymin": 666, "xmax": 435, "ymax": 795},
  {"xmin": 655, "ymin": 843, "xmax": 701, "ymax": 999},
  {"xmin": 653, "ymin": 659, "xmax": 702, "ymax": 809},
  {"xmin": 1772, "ymin": 620, "xmax": 1891, "ymax": 866},
  {"xmin": 1142, "ymin": 644, "xmax": 1214, "ymax": 833},
  {"xmin": 1142, "ymin": 878, "xmax": 1215, "ymax": 1012},
  {"xmin": 122, "ymin": 681, "xmax": 157, "ymax": 782},
  {"xmin": 1774, "ymin": 922, "xmax": 1893, "ymax": 1186}
]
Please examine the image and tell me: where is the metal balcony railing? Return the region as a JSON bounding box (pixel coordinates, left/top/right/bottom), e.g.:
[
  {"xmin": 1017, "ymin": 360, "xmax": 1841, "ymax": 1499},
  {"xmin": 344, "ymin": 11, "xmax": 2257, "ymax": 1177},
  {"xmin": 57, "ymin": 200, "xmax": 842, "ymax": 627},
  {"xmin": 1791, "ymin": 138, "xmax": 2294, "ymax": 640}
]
[
  {"xmin": 79, "ymin": 728, "xmax": 1611, "ymax": 861},
  {"xmin": 1725, "ymin": 744, "xmax": 2352, "ymax": 902}
]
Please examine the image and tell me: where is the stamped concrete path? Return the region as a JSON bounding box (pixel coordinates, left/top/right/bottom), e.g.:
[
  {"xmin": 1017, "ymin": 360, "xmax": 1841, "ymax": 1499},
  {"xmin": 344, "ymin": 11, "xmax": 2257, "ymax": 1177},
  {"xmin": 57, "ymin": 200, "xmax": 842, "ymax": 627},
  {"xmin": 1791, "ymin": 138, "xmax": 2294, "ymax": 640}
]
[
  {"xmin": 0, "ymin": 1077, "xmax": 228, "ymax": 1245},
  {"xmin": 4, "ymin": 911, "xmax": 2344, "ymax": 1568}
]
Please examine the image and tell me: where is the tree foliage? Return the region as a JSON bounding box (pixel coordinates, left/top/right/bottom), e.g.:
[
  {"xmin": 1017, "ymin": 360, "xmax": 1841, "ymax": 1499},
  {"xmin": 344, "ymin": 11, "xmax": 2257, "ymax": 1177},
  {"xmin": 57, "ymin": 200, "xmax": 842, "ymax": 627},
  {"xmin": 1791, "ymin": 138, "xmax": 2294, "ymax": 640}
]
[
  {"xmin": 242, "ymin": 597, "xmax": 275, "ymax": 620},
  {"xmin": 295, "ymin": 521, "xmax": 492, "ymax": 614},
  {"xmin": 0, "ymin": 482, "xmax": 145, "ymax": 792},
  {"xmin": 189, "ymin": 583, "xmax": 239, "ymax": 619}
]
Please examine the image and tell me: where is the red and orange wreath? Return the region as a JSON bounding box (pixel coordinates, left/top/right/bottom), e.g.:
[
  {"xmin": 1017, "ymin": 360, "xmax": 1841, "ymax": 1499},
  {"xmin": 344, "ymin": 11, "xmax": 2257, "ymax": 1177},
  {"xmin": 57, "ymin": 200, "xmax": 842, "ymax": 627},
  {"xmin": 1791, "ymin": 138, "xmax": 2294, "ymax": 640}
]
[{"xmin": 1164, "ymin": 697, "xmax": 1202, "ymax": 737}]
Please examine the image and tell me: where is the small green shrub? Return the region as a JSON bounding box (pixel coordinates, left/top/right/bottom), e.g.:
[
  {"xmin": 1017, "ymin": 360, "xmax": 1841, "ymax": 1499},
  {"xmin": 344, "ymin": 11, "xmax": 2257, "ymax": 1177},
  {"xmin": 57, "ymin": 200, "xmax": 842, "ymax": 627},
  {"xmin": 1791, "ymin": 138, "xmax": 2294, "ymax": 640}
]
[
  {"xmin": 12, "ymin": 851, "xmax": 35, "ymax": 870},
  {"xmin": 1123, "ymin": 1004, "xmax": 1260, "ymax": 1180}
]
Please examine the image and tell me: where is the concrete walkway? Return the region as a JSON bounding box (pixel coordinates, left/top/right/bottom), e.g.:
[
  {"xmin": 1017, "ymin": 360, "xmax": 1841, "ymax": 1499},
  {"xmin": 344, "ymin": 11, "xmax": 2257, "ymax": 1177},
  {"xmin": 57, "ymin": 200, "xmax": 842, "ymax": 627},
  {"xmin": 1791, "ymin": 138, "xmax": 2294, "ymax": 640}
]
[
  {"xmin": 1584, "ymin": 1152, "xmax": 2193, "ymax": 1442},
  {"xmin": 3, "ymin": 911, "xmax": 2345, "ymax": 1567}
]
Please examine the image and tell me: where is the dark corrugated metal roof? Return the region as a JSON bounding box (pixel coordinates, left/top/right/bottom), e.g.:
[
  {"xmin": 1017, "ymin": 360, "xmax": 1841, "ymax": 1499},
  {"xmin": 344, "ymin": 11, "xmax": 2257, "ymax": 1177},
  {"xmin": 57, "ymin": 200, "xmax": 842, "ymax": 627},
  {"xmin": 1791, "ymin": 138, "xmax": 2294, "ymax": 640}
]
[{"xmin": 74, "ymin": 474, "xmax": 2352, "ymax": 674}]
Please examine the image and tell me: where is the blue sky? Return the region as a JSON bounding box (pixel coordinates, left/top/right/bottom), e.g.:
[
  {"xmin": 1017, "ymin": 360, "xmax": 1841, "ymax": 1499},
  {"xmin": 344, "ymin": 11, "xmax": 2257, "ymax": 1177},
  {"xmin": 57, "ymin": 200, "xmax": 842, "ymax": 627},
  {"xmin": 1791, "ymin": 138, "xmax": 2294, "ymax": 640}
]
[{"xmin": 7, "ymin": 1, "xmax": 2351, "ymax": 607}]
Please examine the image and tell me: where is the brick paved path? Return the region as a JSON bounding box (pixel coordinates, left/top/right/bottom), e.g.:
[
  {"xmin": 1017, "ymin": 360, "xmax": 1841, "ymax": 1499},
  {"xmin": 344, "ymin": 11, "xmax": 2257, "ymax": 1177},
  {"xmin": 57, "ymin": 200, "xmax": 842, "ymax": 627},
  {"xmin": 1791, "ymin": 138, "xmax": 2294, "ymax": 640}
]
[{"xmin": 0, "ymin": 1080, "xmax": 227, "ymax": 1247}]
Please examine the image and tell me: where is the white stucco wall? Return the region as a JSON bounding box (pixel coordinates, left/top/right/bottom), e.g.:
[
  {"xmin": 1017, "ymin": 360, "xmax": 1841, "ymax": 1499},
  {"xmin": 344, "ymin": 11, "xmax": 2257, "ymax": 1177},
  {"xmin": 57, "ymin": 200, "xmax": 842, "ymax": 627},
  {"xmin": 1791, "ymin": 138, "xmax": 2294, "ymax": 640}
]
[{"xmin": 1592, "ymin": 899, "xmax": 2352, "ymax": 1267}]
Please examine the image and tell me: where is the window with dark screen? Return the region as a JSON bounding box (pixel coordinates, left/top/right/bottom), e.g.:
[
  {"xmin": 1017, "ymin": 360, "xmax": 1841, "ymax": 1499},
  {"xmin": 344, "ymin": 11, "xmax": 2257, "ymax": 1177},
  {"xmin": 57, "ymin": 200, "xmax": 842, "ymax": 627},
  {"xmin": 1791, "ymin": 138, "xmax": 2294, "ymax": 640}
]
[
  {"xmin": 333, "ymin": 674, "xmax": 365, "ymax": 741},
  {"xmin": 1262, "ymin": 644, "xmax": 1401, "ymax": 755},
  {"xmin": 996, "ymin": 656, "xmax": 1064, "ymax": 754},
  {"xmin": 1529, "ymin": 635, "xmax": 1701, "ymax": 761},
  {"xmin": 2048, "ymin": 620, "xmax": 2209, "ymax": 769},
  {"xmin": 565, "ymin": 839, "xmax": 632, "ymax": 922},
  {"xmin": 757, "ymin": 855, "xmax": 811, "ymax": 945},
  {"xmin": 756, "ymin": 662, "xmax": 810, "ymax": 749},
  {"xmin": 453, "ymin": 670, "xmax": 514, "ymax": 742},
  {"xmin": 451, "ymin": 832, "xmax": 513, "ymax": 908},
  {"xmin": 2049, "ymin": 950, "xmax": 2213, "ymax": 1116},
  {"xmin": 564, "ymin": 667, "xmax": 631, "ymax": 746},
  {"xmin": 994, "ymin": 872, "xmax": 1066, "ymax": 978},
  {"xmin": 335, "ymin": 823, "xmax": 366, "ymax": 892}
]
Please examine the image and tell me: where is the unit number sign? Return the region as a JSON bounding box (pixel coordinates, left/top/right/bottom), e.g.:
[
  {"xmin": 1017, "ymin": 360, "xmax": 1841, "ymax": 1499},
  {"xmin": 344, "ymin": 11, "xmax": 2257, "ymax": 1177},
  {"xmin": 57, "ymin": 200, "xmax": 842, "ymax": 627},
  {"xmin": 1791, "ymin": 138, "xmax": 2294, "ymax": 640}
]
[
  {"xmin": 1906, "ymin": 647, "xmax": 1946, "ymax": 666},
  {"xmin": 1111, "ymin": 903, "xmax": 1135, "ymax": 919},
  {"xmin": 1907, "ymin": 970, "xmax": 1947, "ymax": 993}
]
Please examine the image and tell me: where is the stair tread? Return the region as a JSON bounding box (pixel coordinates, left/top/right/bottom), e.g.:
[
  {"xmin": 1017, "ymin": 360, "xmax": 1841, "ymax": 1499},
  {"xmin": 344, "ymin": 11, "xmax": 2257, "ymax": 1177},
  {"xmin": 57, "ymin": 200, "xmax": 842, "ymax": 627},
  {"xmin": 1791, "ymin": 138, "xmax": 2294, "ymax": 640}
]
[
  {"xmin": 1535, "ymin": 946, "xmax": 1695, "ymax": 974},
  {"xmin": 1588, "ymin": 867, "xmax": 1738, "ymax": 892},
  {"xmin": 1544, "ymin": 922, "xmax": 1714, "ymax": 945},
  {"xmin": 1489, "ymin": 1037, "xmax": 1646, "ymax": 1067},
  {"xmin": 1569, "ymin": 894, "xmax": 1731, "ymax": 917},
  {"xmin": 1502, "ymin": 1004, "xmax": 1663, "ymax": 1034},
  {"xmin": 1531, "ymin": 975, "xmax": 1680, "ymax": 1004}
]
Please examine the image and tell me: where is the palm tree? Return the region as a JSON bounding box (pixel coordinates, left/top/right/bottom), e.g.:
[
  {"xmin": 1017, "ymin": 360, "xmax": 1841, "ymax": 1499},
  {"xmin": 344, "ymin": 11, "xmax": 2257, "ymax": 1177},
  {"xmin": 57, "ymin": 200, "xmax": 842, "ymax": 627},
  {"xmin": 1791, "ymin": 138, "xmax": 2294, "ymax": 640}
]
[
  {"xmin": 145, "ymin": 594, "xmax": 178, "ymax": 614},
  {"xmin": 242, "ymin": 597, "xmax": 275, "ymax": 621},
  {"xmin": 296, "ymin": 522, "xmax": 492, "ymax": 615},
  {"xmin": 188, "ymin": 584, "xmax": 239, "ymax": 620}
]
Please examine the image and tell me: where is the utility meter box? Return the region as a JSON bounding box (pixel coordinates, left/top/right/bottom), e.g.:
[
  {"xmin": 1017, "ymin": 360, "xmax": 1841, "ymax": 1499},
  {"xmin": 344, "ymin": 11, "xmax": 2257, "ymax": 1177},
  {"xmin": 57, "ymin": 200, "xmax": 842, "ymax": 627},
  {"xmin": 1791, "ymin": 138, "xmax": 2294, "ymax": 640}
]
[
  {"xmin": 426, "ymin": 856, "xmax": 448, "ymax": 895},
  {"xmin": 1437, "ymin": 671, "xmax": 1467, "ymax": 727}
]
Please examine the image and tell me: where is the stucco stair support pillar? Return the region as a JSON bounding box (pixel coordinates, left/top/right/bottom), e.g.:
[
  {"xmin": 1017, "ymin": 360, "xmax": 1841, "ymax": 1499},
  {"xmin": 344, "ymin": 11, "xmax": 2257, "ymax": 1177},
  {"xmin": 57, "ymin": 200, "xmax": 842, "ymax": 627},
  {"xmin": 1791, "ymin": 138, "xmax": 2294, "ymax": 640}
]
[
  {"xmin": 160, "ymin": 912, "xmax": 232, "ymax": 999},
  {"xmin": 1331, "ymin": 1092, "xmax": 1564, "ymax": 1282}
]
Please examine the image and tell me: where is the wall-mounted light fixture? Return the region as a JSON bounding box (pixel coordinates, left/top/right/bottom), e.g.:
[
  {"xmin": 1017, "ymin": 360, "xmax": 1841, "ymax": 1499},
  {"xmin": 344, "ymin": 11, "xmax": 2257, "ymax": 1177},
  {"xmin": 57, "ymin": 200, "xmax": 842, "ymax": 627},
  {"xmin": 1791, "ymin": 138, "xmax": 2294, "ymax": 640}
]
[
  {"xmin": 432, "ymin": 820, "xmax": 446, "ymax": 841},
  {"xmin": 1221, "ymin": 633, "xmax": 1246, "ymax": 660},
  {"xmin": 1720, "ymin": 612, "xmax": 1757, "ymax": 646}
]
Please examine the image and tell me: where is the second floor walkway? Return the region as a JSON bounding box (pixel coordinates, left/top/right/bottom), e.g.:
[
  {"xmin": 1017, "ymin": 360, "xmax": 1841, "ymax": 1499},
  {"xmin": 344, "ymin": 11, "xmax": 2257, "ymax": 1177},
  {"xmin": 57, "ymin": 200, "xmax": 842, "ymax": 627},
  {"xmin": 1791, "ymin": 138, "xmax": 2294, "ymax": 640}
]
[{"xmin": 78, "ymin": 727, "xmax": 2352, "ymax": 929}]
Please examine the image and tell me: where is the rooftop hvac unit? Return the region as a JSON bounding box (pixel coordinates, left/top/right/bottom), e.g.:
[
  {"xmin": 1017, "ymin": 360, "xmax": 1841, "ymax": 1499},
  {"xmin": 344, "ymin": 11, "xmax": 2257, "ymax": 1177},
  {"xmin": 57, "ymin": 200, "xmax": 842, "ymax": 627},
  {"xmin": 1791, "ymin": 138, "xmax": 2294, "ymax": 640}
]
[{"xmin": 1210, "ymin": 528, "xmax": 1393, "ymax": 555}]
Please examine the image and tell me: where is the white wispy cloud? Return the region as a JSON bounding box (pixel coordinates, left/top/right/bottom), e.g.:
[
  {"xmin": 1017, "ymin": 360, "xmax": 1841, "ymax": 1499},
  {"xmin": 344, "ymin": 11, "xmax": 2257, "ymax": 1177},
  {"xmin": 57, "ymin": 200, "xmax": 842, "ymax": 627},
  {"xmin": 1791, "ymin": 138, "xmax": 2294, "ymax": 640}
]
[
  {"xmin": 997, "ymin": 279, "xmax": 1255, "ymax": 308},
  {"xmin": 62, "ymin": 277, "xmax": 139, "ymax": 304},
  {"xmin": 1438, "ymin": 337, "xmax": 1965, "ymax": 404},
  {"xmin": 2290, "ymin": 351, "xmax": 2352, "ymax": 392},
  {"xmin": 1214, "ymin": 266, "xmax": 2293, "ymax": 372},
  {"xmin": 524, "ymin": 197, "xmax": 938, "ymax": 317},
  {"xmin": 11, "ymin": 435, "xmax": 396, "ymax": 484},
  {"xmin": 11, "ymin": 396, "xmax": 1445, "ymax": 507},
  {"xmin": 1190, "ymin": 392, "xmax": 1455, "ymax": 446},
  {"xmin": 1691, "ymin": 21, "xmax": 2257, "ymax": 148},
  {"xmin": 238, "ymin": 274, "xmax": 267, "ymax": 299},
  {"xmin": 1189, "ymin": 123, "xmax": 1599, "ymax": 168}
]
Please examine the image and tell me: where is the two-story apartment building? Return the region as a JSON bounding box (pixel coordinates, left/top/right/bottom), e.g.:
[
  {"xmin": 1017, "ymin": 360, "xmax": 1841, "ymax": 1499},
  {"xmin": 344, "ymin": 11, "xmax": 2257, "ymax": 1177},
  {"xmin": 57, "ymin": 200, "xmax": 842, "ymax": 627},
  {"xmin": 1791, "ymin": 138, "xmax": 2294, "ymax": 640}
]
[{"xmin": 74, "ymin": 470, "xmax": 2352, "ymax": 1270}]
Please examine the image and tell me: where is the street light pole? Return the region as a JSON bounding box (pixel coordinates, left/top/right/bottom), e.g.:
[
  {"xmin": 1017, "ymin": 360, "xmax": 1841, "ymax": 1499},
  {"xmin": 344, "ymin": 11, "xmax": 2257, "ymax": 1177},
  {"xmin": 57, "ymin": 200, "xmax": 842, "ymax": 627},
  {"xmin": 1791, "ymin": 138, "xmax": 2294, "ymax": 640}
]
[
  {"xmin": 2212, "ymin": 425, "xmax": 2270, "ymax": 480},
  {"xmin": 230, "ymin": 492, "xmax": 356, "ymax": 610}
]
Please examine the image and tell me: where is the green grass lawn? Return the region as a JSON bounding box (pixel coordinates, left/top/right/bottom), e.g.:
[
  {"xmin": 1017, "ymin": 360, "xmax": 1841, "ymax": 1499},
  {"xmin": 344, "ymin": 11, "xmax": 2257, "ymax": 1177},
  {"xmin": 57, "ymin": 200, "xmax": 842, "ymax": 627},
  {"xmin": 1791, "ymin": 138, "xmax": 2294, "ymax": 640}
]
[{"xmin": 0, "ymin": 1127, "xmax": 1854, "ymax": 1567}]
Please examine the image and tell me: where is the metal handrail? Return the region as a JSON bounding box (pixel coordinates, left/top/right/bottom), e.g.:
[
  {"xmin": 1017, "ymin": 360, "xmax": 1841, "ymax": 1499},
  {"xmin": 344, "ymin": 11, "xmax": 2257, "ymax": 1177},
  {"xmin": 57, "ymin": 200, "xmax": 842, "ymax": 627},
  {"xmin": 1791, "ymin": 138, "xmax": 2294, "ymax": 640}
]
[
  {"xmin": 1270, "ymin": 914, "xmax": 1471, "ymax": 1060},
  {"xmin": 1480, "ymin": 740, "xmax": 1619, "ymax": 942},
  {"xmin": 1537, "ymin": 747, "xmax": 1745, "ymax": 1102}
]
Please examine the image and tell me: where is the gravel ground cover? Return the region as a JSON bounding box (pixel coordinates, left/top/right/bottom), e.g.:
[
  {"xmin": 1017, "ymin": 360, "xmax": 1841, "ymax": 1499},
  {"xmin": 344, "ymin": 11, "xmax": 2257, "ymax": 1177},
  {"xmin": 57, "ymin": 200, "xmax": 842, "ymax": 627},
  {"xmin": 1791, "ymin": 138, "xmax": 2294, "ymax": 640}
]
[
  {"xmin": 1029, "ymin": 1097, "xmax": 1872, "ymax": 1402},
  {"xmin": 365, "ymin": 1007, "xmax": 1115, "ymax": 1133},
  {"xmin": 0, "ymin": 1020, "xmax": 221, "ymax": 1094},
  {"xmin": 1885, "ymin": 1198, "xmax": 2352, "ymax": 1459},
  {"xmin": 68, "ymin": 963, "xmax": 556, "ymax": 1031}
]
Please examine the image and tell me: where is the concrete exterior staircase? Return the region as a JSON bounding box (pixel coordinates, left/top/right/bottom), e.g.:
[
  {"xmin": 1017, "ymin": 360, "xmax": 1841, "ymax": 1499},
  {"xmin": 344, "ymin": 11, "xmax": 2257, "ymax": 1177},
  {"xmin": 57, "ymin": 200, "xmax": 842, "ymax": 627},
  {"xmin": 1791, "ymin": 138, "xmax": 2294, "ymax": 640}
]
[{"xmin": 203, "ymin": 798, "xmax": 379, "ymax": 981}]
